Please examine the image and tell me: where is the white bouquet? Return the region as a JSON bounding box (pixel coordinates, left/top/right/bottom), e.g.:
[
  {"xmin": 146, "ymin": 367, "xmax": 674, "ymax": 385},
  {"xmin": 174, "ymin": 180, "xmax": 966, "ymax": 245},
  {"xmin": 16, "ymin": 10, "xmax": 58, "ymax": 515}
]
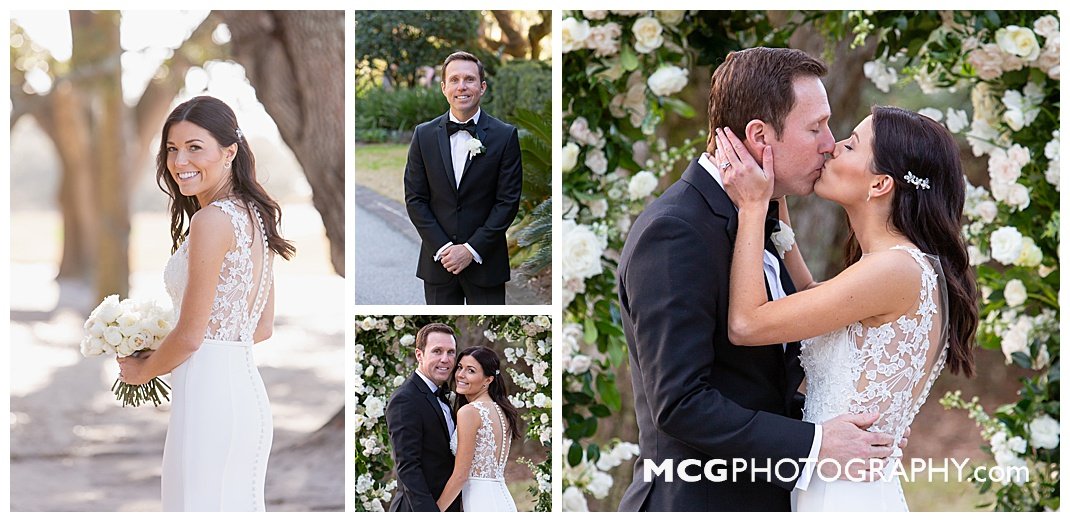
[{"xmin": 80, "ymin": 295, "xmax": 174, "ymax": 407}]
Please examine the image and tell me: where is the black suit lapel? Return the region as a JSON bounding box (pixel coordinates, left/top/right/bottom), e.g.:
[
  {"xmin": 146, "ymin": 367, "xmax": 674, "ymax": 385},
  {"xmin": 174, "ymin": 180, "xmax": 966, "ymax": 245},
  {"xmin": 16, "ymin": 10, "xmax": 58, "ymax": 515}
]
[
  {"xmin": 458, "ymin": 114, "xmax": 491, "ymax": 189},
  {"xmin": 411, "ymin": 373, "xmax": 451, "ymax": 440},
  {"xmin": 434, "ymin": 116, "xmax": 459, "ymax": 196}
]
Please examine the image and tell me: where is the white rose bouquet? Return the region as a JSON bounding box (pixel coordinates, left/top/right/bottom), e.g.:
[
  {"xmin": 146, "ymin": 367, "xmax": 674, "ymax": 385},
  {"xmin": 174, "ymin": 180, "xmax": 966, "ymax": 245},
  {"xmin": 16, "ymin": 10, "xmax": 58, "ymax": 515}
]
[{"xmin": 80, "ymin": 295, "xmax": 174, "ymax": 407}]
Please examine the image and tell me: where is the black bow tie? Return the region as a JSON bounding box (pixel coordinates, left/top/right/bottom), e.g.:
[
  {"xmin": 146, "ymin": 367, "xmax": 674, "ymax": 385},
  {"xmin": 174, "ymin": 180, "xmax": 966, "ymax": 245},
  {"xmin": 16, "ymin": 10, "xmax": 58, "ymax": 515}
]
[
  {"xmin": 446, "ymin": 119, "xmax": 476, "ymax": 136},
  {"xmin": 434, "ymin": 386, "xmax": 450, "ymax": 403}
]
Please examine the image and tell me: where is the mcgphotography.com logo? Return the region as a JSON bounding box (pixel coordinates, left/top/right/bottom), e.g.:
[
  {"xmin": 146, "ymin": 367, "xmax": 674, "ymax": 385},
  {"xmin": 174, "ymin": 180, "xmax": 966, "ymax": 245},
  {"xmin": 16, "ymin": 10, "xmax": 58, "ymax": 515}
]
[{"xmin": 642, "ymin": 458, "xmax": 1030, "ymax": 484}]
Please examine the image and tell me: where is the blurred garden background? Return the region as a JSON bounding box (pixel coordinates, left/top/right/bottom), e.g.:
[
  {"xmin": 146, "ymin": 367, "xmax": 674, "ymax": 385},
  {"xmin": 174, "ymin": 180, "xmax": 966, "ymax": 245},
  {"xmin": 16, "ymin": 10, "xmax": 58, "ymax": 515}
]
[
  {"xmin": 10, "ymin": 11, "xmax": 345, "ymax": 511},
  {"xmin": 561, "ymin": 10, "xmax": 1058, "ymax": 511},
  {"xmin": 354, "ymin": 10, "xmax": 552, "ymax": 305}
]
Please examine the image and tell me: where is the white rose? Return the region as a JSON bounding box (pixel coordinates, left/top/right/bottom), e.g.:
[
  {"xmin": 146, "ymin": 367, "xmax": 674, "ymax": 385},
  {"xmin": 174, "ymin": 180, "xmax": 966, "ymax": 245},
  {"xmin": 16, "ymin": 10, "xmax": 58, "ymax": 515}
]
[
  {"xmin": 647, "ymin": 66, "xmax": 688, "ymax": 97},
  {"xmin": 587, "ymin": 470, "xmax": 614, "ymax": 498},
  {"xmin": 918, "ymin": 107, "xmax": 944, "ymax": 122},
  {"xmin": 586, "ymin": 23, "xmax": 622, "ymax": 58},
  {"xmin": 996, "ymin": 25, "xmax": 1041, "ymax": 61},
  {"xmin": 967, "ymin": 245, "xmax": 989, "ymax": 266},
  {"xmin": 364, "ymin": 395, "xmax": 385, "ymax": 420},
  {"xmin": 568, "ymin": 117, "xmax": 604, "ymax": 147},
  {"xmin": 967, "ymin": 44, "xmax": 1005, "ymax": 81},
  {"xmin": 393, "ymin": 316, "xmax": 405, "ymax": 330},
  {"xmin": 114, "ymin": 336, "xmax": 138, "ymax": 357},
  {"xmin": 399, "ymin": 334, "xmax": 415, "ymax": 347},
  {"xmin": 582, "ymin": 10, "xmax": 608, "ymax": 20},
  {"xmin": 80, "ymin": 336, "xmax": 108, "ymax": 357},
  {"xmin": 967, "ymin": 118, "xmax": 1002, "ymax": 157},
  {"xmin": 990, "ymin": 227, "xmax": 1024, "ymax": 265},
  {"xmin": 568, "ymin": 354, "xmax": 592, "ymax": 374},
  {"xmin": 86, "ymin": 318, "xmax": 107, "ymax": 337},
  {"xmin": 632, "ymin": 17, "xmax": 664, "ymax": 54},
  {"xmin": 655, "ymin": 10, "xmax": 685, "ymax": 26},
  {"xmin": 1007, "ymin": 435, "xmax": 1027, "ymax": 454},
  {"xmin": 102, "ymin": 325, "xmax": 123, "ymax": 347},
  {"xmin": 863, "ymin": 60, "xmax": 898, "ymax": 92},
  {"xmin": 1028, "ymin": 414, "xmax": 1060, "ymax": 449},
  {"xmin": 976, "ymin": 201, "xmax": 998, "ymax": 223},
  {"xmin": 360, "ymin": 317, "xmax": 377, "ymax": 331},
  {"xmin": 1015, "ymin": 236, "xmax": 1043, "ymax": 267},
  {"xmin": 1034, "ymin": 15, "xmax": 1060, "ymax": 38},
  {"xmin": 945, "ymin": 108, "xmax": 969, "ymax": 133},
  {"xmin": 392, "ymin": 375, "xmax": 405, "ymax": 387},
  {"xmin": 628, "ymin": 170, "xmax": 658, "ymax": 200},
  {"xmin": 92, "ymin": 294, "xmax": 123, "ymax": 324},
  {"xmin": 532, "ymin": 393, "xmax": 549, "ymax": 408},
  {"xmin": 115, "ymin": 311, "xmax": 143, "ymax": 337},
  {"xmin": 356, "ymin": 474, "xmax": 373, "ymax": 494},
  {"xmin": 562, "ymin": 486, "xmax": 589, "ymax": 512},
  {"xmin": 1003, "ymin": 279, "xmax": 1027, "ymax": 307},
  {"xmin": 588, "ymin": 198, "xmax": 608, "ymax": 218},
  {"xmin": 535, "ymin": 315, "xmax": 551, "ymax": 329},
  {"xmin": 584, "ymin": 148, "xmax": 608, "ymax": 175},
  {"xmin": 1004, "ymin": 182, "xmax": 1031, "ymax": 210},
  {"xmin": 1000, "ymin": 315, "xmax": 1031, "ymax": 364},
  {"xmin": 562, "ymin": 17, "xmax": 592, "ymax": 53},
  {"xmin": 562, "ymin": 142, "xmax": 580, "ymax": 172},
  {"xmin": 1046, "ymin": 158, "xmax": 1060, "ymax": 190}
]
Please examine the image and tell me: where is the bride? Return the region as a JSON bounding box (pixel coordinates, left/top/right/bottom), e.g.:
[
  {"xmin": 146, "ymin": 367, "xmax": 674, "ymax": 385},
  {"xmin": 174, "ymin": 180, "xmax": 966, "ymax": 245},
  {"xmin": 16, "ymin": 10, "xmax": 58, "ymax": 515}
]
[
  {"xmin": 715, "ymin": 106, "xmax": 978, "ymax": 511},
  {"xmin": 118, "ymin": 95, "xmax": 295, "ymax": 511},
  {"xmin": 437, "ymin": 347, "xmax": 522, "ymax": 512}
]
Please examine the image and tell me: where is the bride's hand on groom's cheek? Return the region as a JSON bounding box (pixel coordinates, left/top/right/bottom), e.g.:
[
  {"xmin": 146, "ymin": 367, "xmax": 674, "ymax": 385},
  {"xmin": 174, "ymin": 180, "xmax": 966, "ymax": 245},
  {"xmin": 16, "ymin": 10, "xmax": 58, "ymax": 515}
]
[{"xmin": 715, "ymin": 127, "xmax": 774, "ymax": 209}]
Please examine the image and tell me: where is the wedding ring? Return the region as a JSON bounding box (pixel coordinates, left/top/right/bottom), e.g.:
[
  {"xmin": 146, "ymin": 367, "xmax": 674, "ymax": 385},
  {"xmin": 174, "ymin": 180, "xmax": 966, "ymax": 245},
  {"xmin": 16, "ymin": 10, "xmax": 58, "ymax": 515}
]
[{"xmin": 720, "ymin": 161, "xmax": 731, "ymax": 170}]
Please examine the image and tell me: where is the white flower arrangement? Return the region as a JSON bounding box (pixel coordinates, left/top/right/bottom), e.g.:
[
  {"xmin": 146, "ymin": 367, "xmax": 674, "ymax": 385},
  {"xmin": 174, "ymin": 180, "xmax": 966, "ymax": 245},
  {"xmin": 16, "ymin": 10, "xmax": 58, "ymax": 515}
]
[
  {"xmin": 466, "ymin": 138, "xmax": 485, "ymax": 160},
  {"xmin": 80, "ymin": 295, "xmax": 174, "ymax": 407}
]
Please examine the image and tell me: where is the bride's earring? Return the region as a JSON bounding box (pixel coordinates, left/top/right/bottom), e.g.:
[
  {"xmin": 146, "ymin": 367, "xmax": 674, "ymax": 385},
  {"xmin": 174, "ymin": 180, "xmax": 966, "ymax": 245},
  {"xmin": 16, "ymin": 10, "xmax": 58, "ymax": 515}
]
[{"xmin": 224, "ymin": 160, "xmax": 232, "ymax": 170}]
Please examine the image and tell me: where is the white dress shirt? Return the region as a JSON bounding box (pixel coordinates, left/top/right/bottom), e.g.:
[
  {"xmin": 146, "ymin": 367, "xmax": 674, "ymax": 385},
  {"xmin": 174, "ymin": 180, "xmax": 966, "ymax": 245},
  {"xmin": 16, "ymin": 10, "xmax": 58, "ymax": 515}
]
[
  {"xmin": 433, "ymin": 109, "xmax": 483, "ymax": 265},
  {"xmin": 697, "ymin": 153, "xmax": 822, "ymax": 492},
  {"xmin": 415, "ymin": 369, "xmax": 455, "ymax": 436}
]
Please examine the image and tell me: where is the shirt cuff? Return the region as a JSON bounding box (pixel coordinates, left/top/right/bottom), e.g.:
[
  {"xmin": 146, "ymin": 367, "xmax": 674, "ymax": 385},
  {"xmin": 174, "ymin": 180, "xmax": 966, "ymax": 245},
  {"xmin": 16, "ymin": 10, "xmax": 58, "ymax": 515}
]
[
  {"xmin": 794, "ymin": 423, "xmax": 822, "ymax": 491},
  {"xmin": 434, "ymin": 242, "xmax": 453, "ymax": 261},
  {"xmin": 463, "ymin": 243, "xmax": 483, "ymax": 264}
]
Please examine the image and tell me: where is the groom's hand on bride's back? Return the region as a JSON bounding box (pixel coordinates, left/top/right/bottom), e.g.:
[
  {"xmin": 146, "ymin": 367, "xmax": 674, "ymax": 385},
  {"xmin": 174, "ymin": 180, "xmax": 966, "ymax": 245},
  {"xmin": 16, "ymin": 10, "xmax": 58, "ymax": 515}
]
[{"xmin": 817, "ymin": 412, "xmax": 894, "ymax": 481}]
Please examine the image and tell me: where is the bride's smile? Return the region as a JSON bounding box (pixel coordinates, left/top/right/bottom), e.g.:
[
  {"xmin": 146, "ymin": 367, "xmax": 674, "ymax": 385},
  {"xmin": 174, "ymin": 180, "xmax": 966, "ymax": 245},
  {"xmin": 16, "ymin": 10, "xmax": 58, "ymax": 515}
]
[{"xmin": 165, "ymin": 120, "xmax": 235, "ymax": 203}]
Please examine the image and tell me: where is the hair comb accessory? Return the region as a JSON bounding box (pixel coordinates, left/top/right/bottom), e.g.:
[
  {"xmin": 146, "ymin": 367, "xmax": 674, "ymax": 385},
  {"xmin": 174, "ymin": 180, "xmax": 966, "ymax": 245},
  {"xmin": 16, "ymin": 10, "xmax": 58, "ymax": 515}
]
[
  {"xmin": 235, "ymin": 128, "xmax": 244, "ymax": 141},
  {"xmin": 904, "ymin": 171, "xmax": 930, "ymax": 190}
]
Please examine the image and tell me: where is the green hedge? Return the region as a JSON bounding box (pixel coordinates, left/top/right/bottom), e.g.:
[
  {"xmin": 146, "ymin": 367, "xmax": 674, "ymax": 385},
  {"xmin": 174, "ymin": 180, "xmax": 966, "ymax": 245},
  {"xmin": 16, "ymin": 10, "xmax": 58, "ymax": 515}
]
[
  {"xmin": 483, "ymin": 60, "xmax": 551, "ymax": 125},
  {"xmin": 355, "ymin": 86, "xmax": 448, "ymax": 138}
]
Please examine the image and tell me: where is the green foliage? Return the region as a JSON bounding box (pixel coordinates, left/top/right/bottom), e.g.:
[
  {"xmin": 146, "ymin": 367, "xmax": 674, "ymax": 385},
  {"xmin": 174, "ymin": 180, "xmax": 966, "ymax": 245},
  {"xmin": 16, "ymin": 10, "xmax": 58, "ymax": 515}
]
[
  {"xmin": 355, "ymin": 10, "xmax": 480, "ymax": 89},
  {"xmin": 483, "ymin": 60, "xmax": 552, "ymax": 125},
  {"xmin": 508, "ymin": 104, "xmax": 552, "ymax": 275},
  {"xmin": 355, "ymin": 86, "xmax": 448, "ymax": 139}
]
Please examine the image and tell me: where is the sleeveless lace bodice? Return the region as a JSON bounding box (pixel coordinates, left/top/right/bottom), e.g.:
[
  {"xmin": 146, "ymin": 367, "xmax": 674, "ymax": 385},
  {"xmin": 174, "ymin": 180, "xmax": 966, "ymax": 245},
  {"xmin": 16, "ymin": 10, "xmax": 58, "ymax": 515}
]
[
  {"xmin": 163, "ymin": 199, "xmax": 274, "ymax": 344},
  {"xmin": 468, "ymin": 401, "xmax": 510, "ymax": 481},
  {"xmin": 800, "ymin": 246, "xmax": 948, "ymax": 454}
]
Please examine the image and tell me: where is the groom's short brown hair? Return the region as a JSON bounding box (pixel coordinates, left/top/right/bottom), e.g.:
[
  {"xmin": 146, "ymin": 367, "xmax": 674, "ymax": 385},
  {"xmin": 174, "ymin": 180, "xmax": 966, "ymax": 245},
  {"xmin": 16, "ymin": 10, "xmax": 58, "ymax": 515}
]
[
  {"xmin": 442, "ymin": 50, "xmax": 485, "ymax": 83},
  {"xmin": 415, "ymin": 322, "xmax": 455, "ymax": 352},
  {"xmin": 706, "ymin": 47, "xmax": 827, "ymax": 154}
]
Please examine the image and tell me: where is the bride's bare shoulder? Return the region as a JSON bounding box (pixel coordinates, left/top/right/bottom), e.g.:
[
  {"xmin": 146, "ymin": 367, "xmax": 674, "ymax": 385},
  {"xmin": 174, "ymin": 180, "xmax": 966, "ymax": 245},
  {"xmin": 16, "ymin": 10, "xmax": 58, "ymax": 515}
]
[{"xmin": 187, "ymin": 205, "xmax": 234, "ymax": 251}]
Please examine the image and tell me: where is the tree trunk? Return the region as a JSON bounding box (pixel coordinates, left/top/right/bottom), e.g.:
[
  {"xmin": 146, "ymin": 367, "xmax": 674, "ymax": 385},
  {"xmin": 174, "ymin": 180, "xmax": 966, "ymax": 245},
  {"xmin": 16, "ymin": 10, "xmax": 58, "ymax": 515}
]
[
  {"xmin": 527, "ymin": 11, "xmax": 552, "ymax": 60},
  {"xmin": 219, "ymin": 10, "xmax": 346, "ymax": 276}
]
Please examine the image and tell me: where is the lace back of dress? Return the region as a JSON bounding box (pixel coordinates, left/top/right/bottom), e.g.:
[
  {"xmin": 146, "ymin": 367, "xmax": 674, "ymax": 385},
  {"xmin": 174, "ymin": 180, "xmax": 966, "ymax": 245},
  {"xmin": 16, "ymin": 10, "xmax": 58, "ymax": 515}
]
[
  {"xmin": 469, "ymin": 401, "xmax": 511, "ymax": 480},
  {"xmin": 849, "ymin": 247, "xmax": 949, "ymax": 446},
  {"xmin": 205, "ymin": 200, "xmax": 274, "ymax": 343}
]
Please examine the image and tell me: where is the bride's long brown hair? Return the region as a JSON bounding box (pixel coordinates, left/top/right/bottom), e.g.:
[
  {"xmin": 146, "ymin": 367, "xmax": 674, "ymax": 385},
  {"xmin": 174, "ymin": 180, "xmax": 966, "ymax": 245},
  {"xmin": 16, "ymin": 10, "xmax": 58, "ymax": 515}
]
[
  {"xmin": 155, "ymin": 96, "xmax": 295, "ymax": 260},
  {"xmin": 843, "ymin": 106, "xmax": 977, "ymax": 377}
]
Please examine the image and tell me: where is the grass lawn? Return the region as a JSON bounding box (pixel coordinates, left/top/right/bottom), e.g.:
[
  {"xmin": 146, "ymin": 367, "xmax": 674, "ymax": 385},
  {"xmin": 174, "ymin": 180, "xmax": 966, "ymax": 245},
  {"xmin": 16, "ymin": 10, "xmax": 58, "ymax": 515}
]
[{"xmin": 356, "ymin": 143, "xmax": 408, "ymax": 205}]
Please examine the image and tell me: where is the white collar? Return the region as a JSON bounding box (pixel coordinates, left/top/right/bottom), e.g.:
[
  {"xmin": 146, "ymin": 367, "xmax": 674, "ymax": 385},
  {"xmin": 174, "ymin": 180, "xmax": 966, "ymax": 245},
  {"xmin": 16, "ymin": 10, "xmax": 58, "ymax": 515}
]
[
  {"xmin": 414, "ymin": 368, "xmax": 439, "ymax": 393},
  {"xmin": 448, "ymin": 107, "xmax": 481, "ymax": 125}
]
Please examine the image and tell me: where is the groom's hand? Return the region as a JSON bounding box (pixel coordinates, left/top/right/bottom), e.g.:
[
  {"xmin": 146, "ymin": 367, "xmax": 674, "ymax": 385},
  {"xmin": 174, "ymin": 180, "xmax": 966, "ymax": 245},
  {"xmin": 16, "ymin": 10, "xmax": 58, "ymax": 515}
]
[
  {"xmin": 440, "ymin": 245, "xmax": 473, "ymax": 274},
  {"xmin": 817, "ymin": 412, "xmax": 894, "ymax": 481}
]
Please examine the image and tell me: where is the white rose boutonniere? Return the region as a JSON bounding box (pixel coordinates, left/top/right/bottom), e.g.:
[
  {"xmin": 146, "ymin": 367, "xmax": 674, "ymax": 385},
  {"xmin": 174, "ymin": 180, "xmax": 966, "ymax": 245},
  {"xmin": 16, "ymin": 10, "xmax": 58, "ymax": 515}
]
[
  {"xmin": 770, "ymin": 220, "xmax": 795, "ymax": 258},
  {"xmin": 467, "ymin": 138, "xmax": 485, "ymax": 160}
]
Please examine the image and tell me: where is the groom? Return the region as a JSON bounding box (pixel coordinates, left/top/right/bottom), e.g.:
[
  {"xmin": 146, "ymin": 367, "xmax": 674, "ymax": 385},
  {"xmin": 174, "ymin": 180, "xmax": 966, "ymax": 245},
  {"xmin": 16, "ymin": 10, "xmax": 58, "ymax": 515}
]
[
  {"xmin": 386, "ymin": 323, "xmax": 461, "ymax": 511},
  {"xmin": 404, "ymin": 50, "xmax": 523, "ymax": 305},
  {"xmin": 617, "ymin": 47, "xmax": 896, "ymax": 511}
]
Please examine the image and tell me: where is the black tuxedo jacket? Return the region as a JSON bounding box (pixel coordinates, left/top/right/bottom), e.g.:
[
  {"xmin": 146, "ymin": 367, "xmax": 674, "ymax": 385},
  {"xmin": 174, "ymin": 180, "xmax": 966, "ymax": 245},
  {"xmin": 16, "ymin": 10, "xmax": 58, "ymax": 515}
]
[
  {"xmin": 404, "ymin": 111, "xmax": 523, "ymax": 286},
  {"xmin": 616, "ymin": 160, "xmax": 815, "ymax": 512},
  {"xmin": 386, "ymin": 373, "xmax": 461, "ymax": 512}
]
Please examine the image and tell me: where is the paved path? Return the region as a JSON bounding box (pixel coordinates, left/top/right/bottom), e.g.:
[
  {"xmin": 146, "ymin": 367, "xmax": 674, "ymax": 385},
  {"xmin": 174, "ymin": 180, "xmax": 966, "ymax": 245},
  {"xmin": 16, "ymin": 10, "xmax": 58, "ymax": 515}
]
[{"xmin": 355, "ymin": 184, "xmax": 542, "ymax": 305}]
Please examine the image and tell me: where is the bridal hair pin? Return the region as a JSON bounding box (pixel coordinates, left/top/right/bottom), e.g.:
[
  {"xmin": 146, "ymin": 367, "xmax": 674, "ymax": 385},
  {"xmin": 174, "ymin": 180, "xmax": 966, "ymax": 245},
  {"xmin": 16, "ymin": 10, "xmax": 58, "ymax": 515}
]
[
  {"xmin": 904, "ymin": 171, "xmax": 930, "ymax": 190},
  {"xmin": 495, "ymin": 369, "xmax": 500, "ymax": 375},
  {"xmin": 235, "ymin": 127, "xmax": 244, "ymax": 141}
]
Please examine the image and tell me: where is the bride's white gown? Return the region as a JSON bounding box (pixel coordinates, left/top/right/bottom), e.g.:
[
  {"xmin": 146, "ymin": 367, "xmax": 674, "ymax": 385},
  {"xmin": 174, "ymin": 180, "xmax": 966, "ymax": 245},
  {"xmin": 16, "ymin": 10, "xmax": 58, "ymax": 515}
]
[
  {"xmin": 449, "ymin": 401, "xmax": 517, "ymax": 511},
  {"xmin": 161, "ymin": 199, "xmax": 274, "ymax": 511},
  {"xmin": 795, "ymin": 246, "xmax": 948, "ymax": 512}
]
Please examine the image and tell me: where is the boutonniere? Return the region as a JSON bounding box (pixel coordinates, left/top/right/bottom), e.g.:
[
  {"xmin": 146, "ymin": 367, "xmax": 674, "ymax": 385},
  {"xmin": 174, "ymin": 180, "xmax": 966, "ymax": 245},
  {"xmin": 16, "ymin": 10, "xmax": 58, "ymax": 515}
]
[
  {"xmin": 467, "ymin": 138, "xmax": 485, "ymax": 160},
  {"xmin": 770, "ymin": 219, "xmax": 795, "ymax": 258}
]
